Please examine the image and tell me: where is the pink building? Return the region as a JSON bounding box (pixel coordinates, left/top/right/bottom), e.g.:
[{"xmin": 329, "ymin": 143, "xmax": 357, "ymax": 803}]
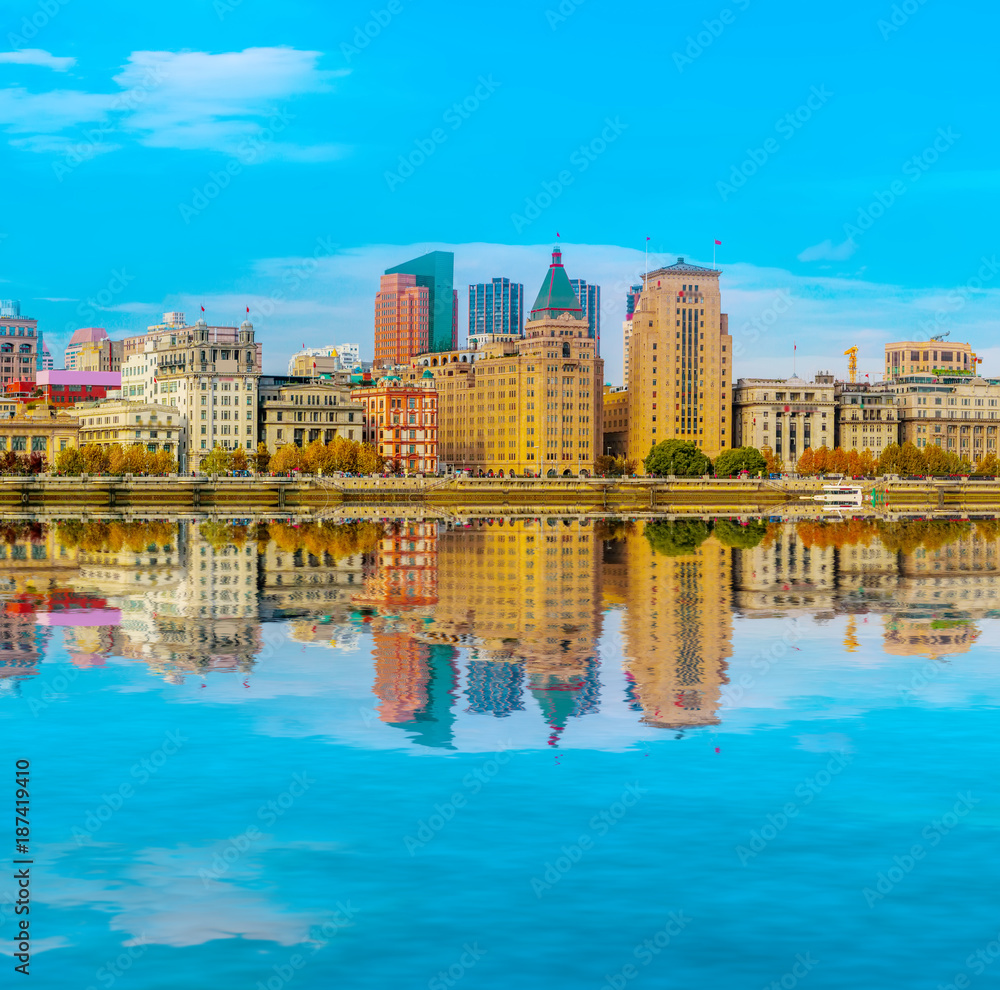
[{"xmin": 374, "ymin": 274, "xmax": 429, "ymax": 369}]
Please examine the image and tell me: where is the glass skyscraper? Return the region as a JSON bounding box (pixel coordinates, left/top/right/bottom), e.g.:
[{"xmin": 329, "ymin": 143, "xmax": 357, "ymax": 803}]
[
  {"xmin": 468, "ymin": 277, "xmax": 524, "ymax": 344},
  {"xmin": 384, "ymin": 250, "xmax": 458, "ymax": 353},
  {"xmin": 570, "ymin": 278, "xmax": 601, "ymax": 354}
]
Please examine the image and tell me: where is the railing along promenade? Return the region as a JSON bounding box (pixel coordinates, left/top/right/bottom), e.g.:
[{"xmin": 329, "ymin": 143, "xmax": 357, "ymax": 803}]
[{"xmin": 3, "ymin": 474, "xmax": 1000, "ymax": 515}]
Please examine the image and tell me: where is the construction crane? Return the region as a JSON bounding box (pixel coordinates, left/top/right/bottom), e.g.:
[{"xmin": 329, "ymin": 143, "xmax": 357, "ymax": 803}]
[{"xmin": 844, "ymin": 346, "xmax": 858, "ymax": 384}]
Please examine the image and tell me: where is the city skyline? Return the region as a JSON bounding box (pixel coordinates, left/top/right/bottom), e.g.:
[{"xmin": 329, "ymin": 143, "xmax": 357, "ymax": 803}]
[{"xmin": 2, "ymin": 1, "xmax": 998, "ymax": 386}]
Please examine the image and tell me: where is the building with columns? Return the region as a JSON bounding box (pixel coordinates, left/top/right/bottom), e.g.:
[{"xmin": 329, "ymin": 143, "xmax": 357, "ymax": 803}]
[{"xmin": 733, "ymin": 373, "xmax": 836, "ymax": 470}]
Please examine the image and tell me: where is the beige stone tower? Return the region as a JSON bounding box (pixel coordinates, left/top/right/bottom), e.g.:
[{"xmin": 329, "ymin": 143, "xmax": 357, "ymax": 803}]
[{"xmin": 628, "ymin": 258, "xmax": 732, "ymax": 470}]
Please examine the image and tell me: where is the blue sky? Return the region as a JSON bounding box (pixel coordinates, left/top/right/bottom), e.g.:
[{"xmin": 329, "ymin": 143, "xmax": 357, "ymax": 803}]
[{"xmin": 1, "ymin": 0, "xmax": 998, "ymax": 383}]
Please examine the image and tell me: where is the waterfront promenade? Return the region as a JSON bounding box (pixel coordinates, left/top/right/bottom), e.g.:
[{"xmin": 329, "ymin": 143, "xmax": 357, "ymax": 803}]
[{"xmin": 4, "ymin": 474, "xmax": 1000, "ymax": 514}]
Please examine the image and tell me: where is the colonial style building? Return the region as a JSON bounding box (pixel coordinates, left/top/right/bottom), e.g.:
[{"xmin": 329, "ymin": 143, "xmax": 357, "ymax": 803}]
[
  {"xmin": 258, "ymin": 378, "xmax": 364, "ymax": 453},
  {"xmin": 117, "ymin": 319, "xmax": 260, "ymax": 471},
  {"xmin": 0, "ymin": 405, "xmax": 78, "ymax": 463},
  {"xmin": 73, "ymin": 401, "xmax": 186, "ymax": 465},
  {"xmin": 353, "ymin": 374, "xmax": 438, "ymax": 474},
  {"xmin": 834, "ymin": 382, "xmax": 899, "ymax": 458},
  {"xmin": 732, "ymin": 373, "xmax": 836, "ymax": 470},
  {"xmin": 889, "ymin": 373, "xmax": 1000, "ymax": 460},
  {"xmin": 403, "ymin": 247, "xmax": 603, "ymax": 476},
  {"xmin": 0, "ymin": 307, "xmax": 39, "ymax": 388},
  {"xmin": 627, "ymin": 258, "xmax": 732, "ymax": 471}
]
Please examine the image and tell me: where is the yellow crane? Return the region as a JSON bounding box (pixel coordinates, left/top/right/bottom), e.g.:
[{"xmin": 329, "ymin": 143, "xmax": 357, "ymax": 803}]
[{"xmin": 844, "ymin": 346, "xmax": 858, "ymax": 384}]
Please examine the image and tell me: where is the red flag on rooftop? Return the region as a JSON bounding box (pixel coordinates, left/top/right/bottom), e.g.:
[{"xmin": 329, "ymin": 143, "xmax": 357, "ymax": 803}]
[
  {"xmin": 715, "ymin": 239, "xmax": 722, "ymax": 245},
  {"xmin": 200, "ymin": 306, "xmax": 205, "ymax": 312},
  {"xmin": 246, "ymin": 306, "xmax": 249, "ymax": 314}
]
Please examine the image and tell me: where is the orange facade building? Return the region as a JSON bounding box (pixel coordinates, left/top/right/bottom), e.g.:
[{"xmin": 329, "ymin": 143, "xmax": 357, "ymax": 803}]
[
  {"xmin": 374, "ymin": 273, "xmax": 429, "ymax": 368},
  {"xmin": 353, "ymin": 374, "xmax": 438, "ymax": 474}
]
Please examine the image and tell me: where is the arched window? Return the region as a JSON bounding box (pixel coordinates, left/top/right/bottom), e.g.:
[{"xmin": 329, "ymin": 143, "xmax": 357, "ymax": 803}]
[{"xmin": 562, "ymin": 342, "xmax": 570, "ymax": 358}]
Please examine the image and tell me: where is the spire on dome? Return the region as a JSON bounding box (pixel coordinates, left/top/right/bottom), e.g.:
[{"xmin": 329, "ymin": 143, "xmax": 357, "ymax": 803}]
[{"xmin": 529, "ymin": 247, "xmax": 583, "ymax": 320}]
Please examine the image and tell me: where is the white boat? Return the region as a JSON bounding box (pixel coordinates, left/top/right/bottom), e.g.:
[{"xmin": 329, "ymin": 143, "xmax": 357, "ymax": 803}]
[{"xmin": 813, "ymin": 484, "xmax": 863, "ymax": 506}]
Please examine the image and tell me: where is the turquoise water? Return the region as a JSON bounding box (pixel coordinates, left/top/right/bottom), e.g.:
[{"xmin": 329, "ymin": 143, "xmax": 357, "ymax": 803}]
[{"xmin": 1, "ymin": 517, "xmax": 998, "ymax": 988}]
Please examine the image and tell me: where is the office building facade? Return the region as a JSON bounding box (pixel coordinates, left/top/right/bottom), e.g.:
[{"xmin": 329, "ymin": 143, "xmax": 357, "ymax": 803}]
[
  {"xmin": 374, "ymin": 273, "xmax": 429, "ymax": 368},
  {"xmin": 406, "ymin": 247, "xmax": 603, "ymax": 476},
  {"xmin": 385, "ymin": 250, "xmax": 458, "ymax": 352},
  {"xmin": 628, "ymin": 258, "xmax": 732, "ymax": 470},
  {"xmin": 569, "ymin": 278, "xmax": 601, "ymax": 353},
  {"xmin": 468, "ymin": 278, "xmax": 524, "ymax": 348}
]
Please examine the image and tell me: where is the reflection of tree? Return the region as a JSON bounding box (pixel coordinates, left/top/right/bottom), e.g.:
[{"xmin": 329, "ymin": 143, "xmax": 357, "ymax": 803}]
[
  {"xmin": 593, "ymin": 518, "xmax": 637, "ymax": 541},
  {"xmin": 56, "ymin": 520, "xmax": 176, "ymax": 552},
  {"xmin": 265, "ymin": 521, "xmax": 385, "ymax": 559},
  {"xmin": 713, "ymin": 519, "xmax": 768, "ymax": 549},
  {"xmin": 876, "ymin": 520, "xmax": 973, "ymax": 555},
  {"xmin": 796, "ymin": 518, "xmax": 878, "ymax": 550},
  {"xmin": 0, "ymin": 521, "xmax": 45, "ymax": 544},
  {"xmin": 644, "ymin": 520, "xmax": 711, "ymax": 557}
]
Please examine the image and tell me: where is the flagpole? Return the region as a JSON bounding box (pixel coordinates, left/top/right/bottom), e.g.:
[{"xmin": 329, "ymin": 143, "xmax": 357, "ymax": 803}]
[{"xmin": 713, "ymin": 241, "xmax": 716, "ymax": 268}]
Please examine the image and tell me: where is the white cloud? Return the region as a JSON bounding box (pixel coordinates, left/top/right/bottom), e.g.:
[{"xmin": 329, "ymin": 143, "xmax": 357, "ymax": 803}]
[
  {"xmin": 113, "ymin": 47, "xmax": 346, "ymax": 154},
  {"xmin": 0, "ymin": 49, "xmax": 76, "ymax": 72},
  {"xmin": 798, "ymin": 238, "xmax": 858, "ymax": 262},
  {"xmin": 0, "ymin": 87, "xmax": 113, "ymax": 133},
  {"xmin": 0, "ymin": 46, "xmax": 347, "ymax": 157}
]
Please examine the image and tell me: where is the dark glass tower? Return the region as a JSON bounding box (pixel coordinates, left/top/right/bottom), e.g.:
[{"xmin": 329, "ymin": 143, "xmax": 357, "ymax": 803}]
[{"xmin": 385, "ymin": 251, "xmax": 458, "ymax": 352}]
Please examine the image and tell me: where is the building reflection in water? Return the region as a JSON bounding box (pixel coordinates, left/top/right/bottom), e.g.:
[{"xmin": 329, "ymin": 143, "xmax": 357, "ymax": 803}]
[{"xmin": 3, "ymin": 515, "xmax": 1000, "ymax": 739}]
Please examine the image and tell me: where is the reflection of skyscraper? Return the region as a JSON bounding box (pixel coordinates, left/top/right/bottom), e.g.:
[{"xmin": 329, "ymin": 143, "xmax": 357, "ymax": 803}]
[
  {"xmin": 372, "ymin": 632, "xmax": 458, "ymax": 749},
  {"xmin": 354, "ymin": 522, "xmax": 438, "ymax": 610},
  {"xmin": 466, "ymin": 658, "xmax": 524, "ymax": 717},
  {"xmin": 618, "ymin": 524, "xmax": 733, "ymax": 729},
  {"xmin": 422, "ymin": 517, "xmax": 603, "ymax": 744}
]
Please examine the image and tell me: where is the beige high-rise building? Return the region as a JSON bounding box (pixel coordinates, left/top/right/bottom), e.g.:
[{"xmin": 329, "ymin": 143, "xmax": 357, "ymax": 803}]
[
  {"xmin": 619, "ymin": 523, "xmax": 733, "ymax": 729},
  {"xmin": 627, "ymin": 258, "xmax": 732, "ymax": 471},
  {"xmin": 403, "ymin": 247, "xmax": 603, "ymax": 476},
  {"xmin": 885, "ymin": 339, "xmax": 978, "ymax": 379}
]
